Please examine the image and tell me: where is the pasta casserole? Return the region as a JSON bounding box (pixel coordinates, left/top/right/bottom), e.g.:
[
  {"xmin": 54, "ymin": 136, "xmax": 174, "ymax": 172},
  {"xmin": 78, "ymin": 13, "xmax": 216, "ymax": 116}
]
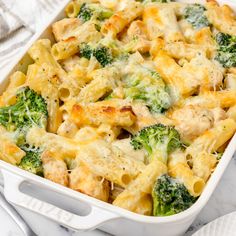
[{"xmin": 1, "ymin": 0, "xmax": 236, "ymax": 217}]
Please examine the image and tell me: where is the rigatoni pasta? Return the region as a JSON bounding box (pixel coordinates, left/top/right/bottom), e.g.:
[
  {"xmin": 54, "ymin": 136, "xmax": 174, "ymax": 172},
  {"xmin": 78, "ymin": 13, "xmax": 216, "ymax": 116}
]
[
  {"xmin": 206, "ymin": 1, "xmax": 236, "ymax": 35},
  {"xmin": 143, "ymin": 4, "xmax": 184, "ymax": 42},
  {"xmin": 71, "ymin": 102, "xmax": 136, "ymax": 127},
  {"xmin": 113, "ymin": 159, "xmax": 167, "ymax": 215},
  {"xmin": 76, "ymin": 140, "xmax": 145, "ymax": 188},
  {"xmin": 0, "ymin": 71, "xmax": 26, "ymax": 106},
  {"xmin": 101, "ymin": 1, "xmax": 143, "ymax": 36},
  {"xmin": 52, "ymin": 18, "xmax": 82, "ymax": 42},
  {"xmin": 168, "ymin": 150, "xmax": 205, "ymax": 197},
  {"xmin": 52, "ymin": 37, "xmax": 80, "ymax": 60}
]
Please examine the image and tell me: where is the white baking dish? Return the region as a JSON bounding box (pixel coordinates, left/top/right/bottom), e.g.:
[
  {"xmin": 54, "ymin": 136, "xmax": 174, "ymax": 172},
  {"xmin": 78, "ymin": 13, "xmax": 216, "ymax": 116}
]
[{"xmin": 1, "ymin": 1, "xmax": 236, "ymax": 235}]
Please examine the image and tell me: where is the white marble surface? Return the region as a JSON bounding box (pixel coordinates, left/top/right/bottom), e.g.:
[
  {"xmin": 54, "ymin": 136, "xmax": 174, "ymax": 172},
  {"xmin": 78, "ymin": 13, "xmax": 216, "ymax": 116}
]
[{"xmin": 0, "ymin": 154, "xmax": 236, "ymax": 236}]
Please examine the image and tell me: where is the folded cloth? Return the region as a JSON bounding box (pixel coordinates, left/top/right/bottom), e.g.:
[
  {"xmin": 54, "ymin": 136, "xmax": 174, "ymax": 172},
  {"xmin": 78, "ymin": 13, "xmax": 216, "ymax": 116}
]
[
  {"xmin": 0, "ymin": 4, "xmax": 23, "ymax": 40},
  {"xmin": 0, "ymin": 0, "xmax": 66, "ymax": 74}
]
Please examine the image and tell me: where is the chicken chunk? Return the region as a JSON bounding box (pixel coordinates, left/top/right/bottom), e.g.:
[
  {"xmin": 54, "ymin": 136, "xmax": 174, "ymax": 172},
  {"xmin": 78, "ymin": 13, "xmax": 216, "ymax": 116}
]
[
  {"xmin": 69, "ymin": 161, "xmax": 110, "ymax": 202},
  {"xmin": 170, "ymin": 105, "xmax": 227, "ymax": 143},
  {"xmin": 41, "ymin": 150, "xmax": 69, "ymax": 187}
]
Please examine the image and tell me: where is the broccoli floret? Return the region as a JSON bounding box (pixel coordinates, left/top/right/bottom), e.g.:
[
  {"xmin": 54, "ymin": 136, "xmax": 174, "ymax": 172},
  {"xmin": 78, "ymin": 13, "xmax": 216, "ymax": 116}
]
[
  {"xmin": 123, "ymin": 69, "xmax": 171, "ymax": 113},
  {"xmin": 130, "ymin": 124, "xmax": 181, "ymax": 163},
  {"xmin": 215, "ymin": 32, "xmax": 236, "ymax": 53},
  {"xmin": 215, "ymin": 52, "xmax": 236, "ymax": 68},
  {"xmin": 0, "ymin": 87, "xmax": 47, "ymax": 175},
  {"xmin": 78, "ymin": 3, "xmax": 113, "ymax": 22},
  {"xmin": 152, "ymin": 174, "xmax": 196, "ymax": 216},
  {"xmin": 215, "ymin": 32, "xmax": 236, "ymax": 68},
  {"xmin": 0, "ymin": 87, "xmax": 48, "ymax": 145},
  {"xmin": 215, "ymin": 32, "xmax": 233, "ymax": 47},
  {"xmin": 79, "ymin": 43, "xmax": 113, "ymax": 67},
  {"xmin": 18, "ymin": 147, "xmax": 43, "ymax": 176},
  {"xmin": 93, "ymin": 46, "xmax": 113, "ymax": 67},
  {"xmin": 79, "ymin": 43, "xmax": 93, "ymax": 59},
  {"xmin": 184, "ymin": 4, "xmax": 210, "ymax": 29},
  {"xmin": 78, "ymin": 3, "xmax": 93, "ymax": 22}
]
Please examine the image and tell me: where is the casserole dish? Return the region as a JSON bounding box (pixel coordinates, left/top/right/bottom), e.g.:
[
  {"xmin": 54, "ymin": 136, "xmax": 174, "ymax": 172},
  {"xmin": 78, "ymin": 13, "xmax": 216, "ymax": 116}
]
[{"xmin": 1, "ymin": 0, "xmax": 236, "ymax": 235}]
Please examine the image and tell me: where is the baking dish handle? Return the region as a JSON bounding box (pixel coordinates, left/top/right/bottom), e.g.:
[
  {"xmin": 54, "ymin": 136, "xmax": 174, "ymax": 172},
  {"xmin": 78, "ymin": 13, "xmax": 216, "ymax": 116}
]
[{"xmin": 2, "ymin": 170, "xmax": 119, "ymax": 231}]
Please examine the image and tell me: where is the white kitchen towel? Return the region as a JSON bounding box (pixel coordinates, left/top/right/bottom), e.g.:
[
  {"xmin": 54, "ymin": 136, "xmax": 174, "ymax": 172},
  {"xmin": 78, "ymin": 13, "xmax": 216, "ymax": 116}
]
[
  {"xmin": 0, "ymin": 0, "xmax": 66, "ymax": 73},
  {"xmin": 193, "ymin": 212, "xmax": 236, "ymax": 236}
]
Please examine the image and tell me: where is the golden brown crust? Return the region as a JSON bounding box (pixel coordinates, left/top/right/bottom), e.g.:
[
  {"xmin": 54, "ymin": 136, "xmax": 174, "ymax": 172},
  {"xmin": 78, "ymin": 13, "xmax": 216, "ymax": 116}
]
[
  {"xmin": 206, "ymin": 2, "xmax": 236, "ymax": 35},
  {"xmin": 52, "ymin": 18, "xmax": 82, "ymax": 42},
  {"xmin": 71, "ymin": 103, "xmax": 136, "ymax": 127}
]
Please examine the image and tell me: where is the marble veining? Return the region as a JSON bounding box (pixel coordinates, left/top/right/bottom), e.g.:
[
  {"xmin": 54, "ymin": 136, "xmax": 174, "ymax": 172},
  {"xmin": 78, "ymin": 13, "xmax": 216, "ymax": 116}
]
[{"xmin": 1, "ymin": 154, "xmax": 236, "ymax": 236}]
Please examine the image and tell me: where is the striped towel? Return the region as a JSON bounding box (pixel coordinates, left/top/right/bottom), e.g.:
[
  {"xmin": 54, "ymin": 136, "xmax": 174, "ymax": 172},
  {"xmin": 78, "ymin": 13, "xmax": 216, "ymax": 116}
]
[{"xmin": 0, "ymin": 0, "xmax": 67, "ymax": 75}]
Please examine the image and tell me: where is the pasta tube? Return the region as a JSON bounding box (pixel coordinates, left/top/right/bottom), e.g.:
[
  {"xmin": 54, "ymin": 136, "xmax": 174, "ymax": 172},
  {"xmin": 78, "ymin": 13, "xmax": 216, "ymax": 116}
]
[
  {"xmin": 206, "ymin": 2, "xmax": 236, "ymax": 35},
  {"xmin": 143, "ymin": 4, "xmax": 184, "ymax": 42},
  {"xmin": 101, "ymin": 2, "xmax": 143, "ymax": 36},
  {"xmin": 26, "ymin": 127, "xmax": 80, "ymax": 158},
  {"xmin": 76, "ymin": 140, "xmax": 145, "ymax": 188},
  {"xmin": 186, "ymin": 119, "xmax": 236, "ymax": 155},
  {"xmin": 168, "ymin": 151, "xmax": 205, "ymax": 197},
  {"xmin": 71, "ymin": 103, "xmax": 136, "ymax": 127},
  {"xmin": 65, "ymin": 1, "xmax": 81, "ymax": 18},
  {"xmin": 0, "ymin": 71, "xmax": 26, "ymax": 106},
  {"xmin": 0, "ymin": 127, "xmax": 25, "ymax": 165},
  {"xmin": 52, "ymin": 37, "xmax": 80, "ymax": 60},
  {"xmin": 184, "ymin": 91, "xmax": 236, "ymax": 109},
  {"xmin": 52, "ymin": 18, "xmax": 82, "ymax": 42},
  {"xmin": 28, "ymin": 39, "xmax": 67, "ymax": 82},
  {"xmin": 113, "ymin": 159, "xmax": 167, "ymax": 215},
  {"xmin": 186, "ymin": 119, "xmax": 236, "ymax": 180}
]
